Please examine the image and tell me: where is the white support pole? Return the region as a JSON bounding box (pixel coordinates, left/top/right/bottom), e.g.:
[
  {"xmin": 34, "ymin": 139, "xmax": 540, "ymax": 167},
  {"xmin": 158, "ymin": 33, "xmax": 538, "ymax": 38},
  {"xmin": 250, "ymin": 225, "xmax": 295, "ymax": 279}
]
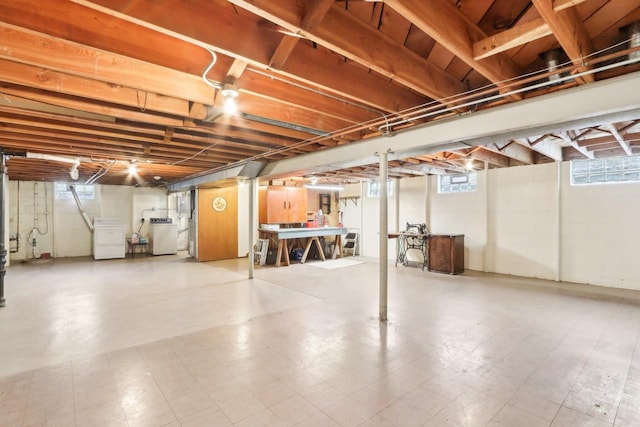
[
  {"xmin": 484, "ymin": 161, "xmax": 489, "ymax": 273},
  {"xmin": 379, "ymin": 150, "xmax": 389, "ymax": 321},
  {"xmin": 555, "ymin": 162, "xmax": 561, "ymax": 282},
  {"xmin": 248, "ymin": 178, "xmax": 256, "ymax": 279}
]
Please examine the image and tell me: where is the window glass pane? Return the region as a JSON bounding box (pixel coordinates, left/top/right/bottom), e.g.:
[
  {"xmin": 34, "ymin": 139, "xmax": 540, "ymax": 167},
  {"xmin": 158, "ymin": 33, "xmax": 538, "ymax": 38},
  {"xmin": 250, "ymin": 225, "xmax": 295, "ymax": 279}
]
[
  {"xmin": 439, "ymin": 172, "xmax": 477, "ymax": 194},
  {"xmin": 623, "ymin": 157, "xmax": 640, "ymax": 170},
  {"xmin": 572, "ymin": 174, "xmax": 589, "ymax": 185},
  {"xmin": 589, "ymin": 160, "xmax": 604, "ymax": 173},
  {"xmin": 605, "ymin": 158, "xmax": 621, "ymax": 172},
  {"xmin": 605, "ymin": 172, "xmax": 621, "ymax": 182},
  {"xmin": 572, "ymin": 154, "xmax": 640, "ymax": 186},
  {"xmin": 572, "ymin": 161, "xmax": 589, "ymax": 174},
  {"xmin": 367, "ymin": 180, "xmax": 394, "ymax": 197},
  {"xmin": 55, "ymin": 183, "xmax": 94, "ymax": 199}
]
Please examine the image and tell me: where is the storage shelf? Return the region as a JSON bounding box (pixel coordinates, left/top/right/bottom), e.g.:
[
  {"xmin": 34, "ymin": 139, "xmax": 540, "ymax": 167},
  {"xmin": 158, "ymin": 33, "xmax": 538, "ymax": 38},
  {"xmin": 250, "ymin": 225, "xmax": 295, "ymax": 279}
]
[{"xmin": 338, "ymin": 196, "xmax": 360, "ymax": 207}]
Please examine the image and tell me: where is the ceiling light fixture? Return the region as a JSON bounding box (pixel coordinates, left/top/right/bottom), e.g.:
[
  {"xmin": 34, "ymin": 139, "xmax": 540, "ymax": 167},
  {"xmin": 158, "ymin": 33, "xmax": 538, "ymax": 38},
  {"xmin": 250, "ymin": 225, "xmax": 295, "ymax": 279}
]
[
  {"xmin": 464, "ymin": 159, "xmax": 474, "ymax": 171},
  {"xmin": 221, "ymin": 79, "xmax": 239, "ymax": 115},
  {"xmin": 69, "ymin": 159, "xmax": 80, "ymax": 180},
  {"xmin": 303, "ymin": 183, "xmax": 345, "ymax": 191},
  {"xmin": 128, "ymin": 163, "xmax": 138, "ymax": 175},
  {"xmin": 202, "ymin": 49, "xmax": 240, "ymax": 115}
]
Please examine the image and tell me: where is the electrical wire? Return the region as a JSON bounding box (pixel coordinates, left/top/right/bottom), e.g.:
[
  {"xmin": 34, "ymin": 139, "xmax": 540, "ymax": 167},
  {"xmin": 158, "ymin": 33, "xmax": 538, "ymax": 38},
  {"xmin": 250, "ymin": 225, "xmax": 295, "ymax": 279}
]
[
  {"xmin": 202, "ymin": 48, "xmax": 223, "ymax": 90},
  {"xmin": 177, "ymin": 37, "xmax": 639, "ymax": 178}
]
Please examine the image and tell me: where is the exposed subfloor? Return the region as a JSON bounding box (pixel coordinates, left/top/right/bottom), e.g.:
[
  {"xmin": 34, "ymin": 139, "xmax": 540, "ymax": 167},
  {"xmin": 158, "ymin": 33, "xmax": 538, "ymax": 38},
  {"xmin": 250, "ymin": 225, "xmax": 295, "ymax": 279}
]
[{"xmin": 1, "ymin": 253, "xmax": 640, "ymax": 426}]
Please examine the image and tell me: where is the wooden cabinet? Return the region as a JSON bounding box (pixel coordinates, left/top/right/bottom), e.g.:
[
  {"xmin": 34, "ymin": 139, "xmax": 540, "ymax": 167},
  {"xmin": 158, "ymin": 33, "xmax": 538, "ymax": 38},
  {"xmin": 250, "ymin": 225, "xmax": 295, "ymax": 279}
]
[
  {"xmin": 259, "ymin": 186, "xmax": 308, "ymax": 224},
  {"xmin": 428, "ymin": 234, "xmax": 464, "ymax": 274}
]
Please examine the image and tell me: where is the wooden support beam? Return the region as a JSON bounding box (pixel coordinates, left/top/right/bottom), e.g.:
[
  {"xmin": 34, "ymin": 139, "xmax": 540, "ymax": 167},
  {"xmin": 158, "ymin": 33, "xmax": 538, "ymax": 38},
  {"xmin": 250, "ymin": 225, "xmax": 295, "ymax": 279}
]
[
  {"xmin": 163, "ymin": 128, "xmax": 175, "ymax": 144},
  {"xmin": 68, "ymin": 0, "xmax": 429, "ymax": 113},
  {"xmin": 0, "ymin": 59, "xmax": 190, "ymax": 117},
  {"xmin": 227, "ymin": 59, "xmax": 248, "ymax": 80},
  {"xmin": 485, "ymin": 141, "xmax": 535, "ymax": 164},
  {"xmin": 559, "ymin": 131, "xmax": 594, "ymax": 159},
  {"xmin": 606, "ymin": 124, "xmax": 633, "ymax": 156},
  {"xmin": 269, "ymin": 37, "xmax": 300, "ymax": 70},
  {"xmin": 228, "ymin": 0, "xmax": 466, "ymax": 102},
  {"xmin": 531, "ymin": 0, "xmax": 595, "ymax": 83},
  {"xmin": 466, "ymin": 147, "xmax": 510, "ymax": 168},
  {"xmin": 0, "ymin": 23, "xmax": 216, "ymax": 104},
  {"xmin": 514, "ymin": 138, "xmax": 563, "ymax": 162},
  {"xmin": 0, "ymin": 85, "xmax": 183, "ymax": 127},
  {"xmin": 383, "ymin": 0, "xmax": 523, "ymax": 98},
  {"xmin": 473, "ymin": 18, "xmax": 552, "ymax": 60},
  {"xmin": 553, "ymin": 0, "xmax": 588, "ymax": 12}
]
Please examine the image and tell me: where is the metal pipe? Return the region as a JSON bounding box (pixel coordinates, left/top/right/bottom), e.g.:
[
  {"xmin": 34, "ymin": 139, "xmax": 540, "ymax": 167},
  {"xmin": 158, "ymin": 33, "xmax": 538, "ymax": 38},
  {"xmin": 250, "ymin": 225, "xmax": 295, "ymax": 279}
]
[
  {"xmin": 248, "ymin": 178, "xmax": 255, "ymax": 279},
  {"xmin": 379, "ymin": 150, "xmax": 389, "ymax": 321},
  {"xmin": 0, "ymin": 153, "xmax": 7, "ymax": 307},
  {"xmin": 69, "ymin": 185, "xmax": 94, "ymax": 232}
]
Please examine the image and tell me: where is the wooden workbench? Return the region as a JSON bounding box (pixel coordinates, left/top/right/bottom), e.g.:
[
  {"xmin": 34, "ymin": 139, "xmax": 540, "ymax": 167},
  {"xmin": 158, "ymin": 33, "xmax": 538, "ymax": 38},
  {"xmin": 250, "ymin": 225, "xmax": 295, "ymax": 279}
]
[{"xmin": 258, "ymin": 227, "xmax": 348, "ymax": 267}]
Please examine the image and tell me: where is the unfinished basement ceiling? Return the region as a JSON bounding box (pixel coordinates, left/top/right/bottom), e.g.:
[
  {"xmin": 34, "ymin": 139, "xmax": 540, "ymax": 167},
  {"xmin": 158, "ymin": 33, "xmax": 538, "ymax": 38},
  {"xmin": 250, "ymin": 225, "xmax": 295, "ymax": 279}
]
[{"xmin": 0, "ymin": 0, "xmax": 639, "ymax": 186}]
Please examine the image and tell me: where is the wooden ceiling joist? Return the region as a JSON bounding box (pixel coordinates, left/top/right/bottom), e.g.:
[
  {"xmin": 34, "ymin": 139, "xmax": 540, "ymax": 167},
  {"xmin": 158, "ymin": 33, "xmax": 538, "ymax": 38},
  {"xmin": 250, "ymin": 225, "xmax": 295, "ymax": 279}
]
[
  {"xmin": 0, "ymin": 23, "xmax": 216, "ymax": 104},
  {"xmin": 473, "ymin": 18, "xmax": 553, "ymax": 60},
  {"xmin": 67, "ymin": 0, "xmax": 429, "ymax": 113},
  {"xmin": 531, "ymin": 0, "xmax": 595, "ymax": 83},
  {"xmin": 384, "ymin": 0, "xmax": 523, "ymax": 98},
  {"xmin": 227, "ymin": 0, "xmax": 466, "ymax": 102}
]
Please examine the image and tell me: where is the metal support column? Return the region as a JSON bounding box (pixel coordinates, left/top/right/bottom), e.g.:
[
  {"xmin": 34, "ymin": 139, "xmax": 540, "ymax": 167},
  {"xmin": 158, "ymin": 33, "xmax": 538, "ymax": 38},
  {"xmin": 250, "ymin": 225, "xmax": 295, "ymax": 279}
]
[
  {"xmin": 0, "ymin": 153, "xmax": 6, "ymax": 307},
  {"xmin": 248, "ymin": 178, "xmax": 256, "ymax": 279},
  {"xmin": 379, "ymin": 150, "xmax": 389, "ymax": 321},
  {"xmin": 555, "ymin": 161, "xmax": 561, "ymax": 282}
]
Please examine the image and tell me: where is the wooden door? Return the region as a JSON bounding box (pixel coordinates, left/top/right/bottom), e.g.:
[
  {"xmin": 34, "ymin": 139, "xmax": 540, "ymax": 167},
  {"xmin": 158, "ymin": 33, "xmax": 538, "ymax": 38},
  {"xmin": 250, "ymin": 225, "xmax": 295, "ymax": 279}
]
[{"xmin": 197, "ymin": 187, "xmax": 238, "ymax": 261}]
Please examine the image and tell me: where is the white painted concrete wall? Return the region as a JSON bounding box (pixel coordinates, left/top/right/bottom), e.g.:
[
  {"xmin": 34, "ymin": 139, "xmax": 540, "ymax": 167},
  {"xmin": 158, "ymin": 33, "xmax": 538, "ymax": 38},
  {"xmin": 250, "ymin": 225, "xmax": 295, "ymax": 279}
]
[
  {"xmin": 429, "ymin": 171, "xmax": 488, "ymax": 273},
  {"xmin": 560, "ymin": 165, "xmax": 640, "ymax": 290},
  {"xmin": 339, "ymin": 162, "xmax": 640, "ymax": 290},
  {"xmin": 486, "ymin": 163, "xmax": 558, "ymax": 280},
  {"xmin": 8, "ymin": 182, "xmax": 172, "ymax": 260}
]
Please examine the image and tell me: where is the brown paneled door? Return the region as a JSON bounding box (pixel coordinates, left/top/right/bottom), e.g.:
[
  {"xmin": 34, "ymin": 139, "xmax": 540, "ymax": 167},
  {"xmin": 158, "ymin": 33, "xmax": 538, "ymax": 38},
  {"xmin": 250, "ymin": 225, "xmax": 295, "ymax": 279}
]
[{"xmin": 197, "ymin": 187, "xmax": 238, "ymax": 261}]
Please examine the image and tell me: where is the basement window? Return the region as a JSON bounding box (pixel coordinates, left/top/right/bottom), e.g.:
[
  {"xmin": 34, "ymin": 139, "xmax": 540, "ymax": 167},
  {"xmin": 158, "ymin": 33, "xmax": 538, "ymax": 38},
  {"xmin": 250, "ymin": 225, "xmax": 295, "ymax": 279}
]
[
  {"xmin": 367, "ymin": 180, "xmax": 395, "ymax": 197},
  {"xmin": 571, "ymin": 155, "xmax": 640, "ymax": 185},
  {"xmin": 438, "ymin": 172, "xmax": 477, "ymax": 193},
  {"xmin": 55, "ymin": 183, "xmax": 95, "ymax": 200}
]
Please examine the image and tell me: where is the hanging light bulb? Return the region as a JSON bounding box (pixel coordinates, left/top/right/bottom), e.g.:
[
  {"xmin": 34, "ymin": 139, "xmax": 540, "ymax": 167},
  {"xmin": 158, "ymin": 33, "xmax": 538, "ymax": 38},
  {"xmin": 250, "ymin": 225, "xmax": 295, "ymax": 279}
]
[
  {"xmin": 128, "ymin": 162, "xmax": 137, "ymax": 175},
  {"xmin": 223, "ymin": 96, "xmax": 238, "ymax": 114},
  {"xmin": 221, "ymin": 79, "xmax": 239, "ymax": 115}
]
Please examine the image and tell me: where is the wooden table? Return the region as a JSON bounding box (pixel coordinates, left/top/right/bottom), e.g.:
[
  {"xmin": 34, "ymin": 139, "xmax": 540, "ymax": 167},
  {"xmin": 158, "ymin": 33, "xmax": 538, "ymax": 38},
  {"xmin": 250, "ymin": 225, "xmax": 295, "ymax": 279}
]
[{"xmin": 258, "ymin": 227, "xmax": 347, "ymax": 267}]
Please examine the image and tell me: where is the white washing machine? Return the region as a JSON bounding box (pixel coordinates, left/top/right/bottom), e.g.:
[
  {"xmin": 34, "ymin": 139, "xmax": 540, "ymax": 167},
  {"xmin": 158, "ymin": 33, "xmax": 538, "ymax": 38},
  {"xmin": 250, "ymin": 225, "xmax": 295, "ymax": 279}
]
[
  {"xmin": 148, "ymin": 218, "xmax": 178, "ymax": 255},
  {"xmin": 93, "ymin": 218, "xmax": 125, "ymax": 260}
]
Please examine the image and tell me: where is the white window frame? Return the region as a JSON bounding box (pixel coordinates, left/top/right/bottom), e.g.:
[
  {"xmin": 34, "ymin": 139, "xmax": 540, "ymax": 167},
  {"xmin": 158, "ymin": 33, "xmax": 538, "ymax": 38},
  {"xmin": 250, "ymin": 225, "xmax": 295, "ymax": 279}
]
[
  {"xmin": 367, "ymin": 180, "xmax": 395, "ymax": 198},
  {"xmin": 571, "ymin": 155, "xmax": 640, "ymax": 185},
  {"xmin": 438, "ymin": 172, "xmax": 477, "ymax": 194},
  {"xmin": 55, "ymin": 182, "xmax": 95, "ymax": 199}
]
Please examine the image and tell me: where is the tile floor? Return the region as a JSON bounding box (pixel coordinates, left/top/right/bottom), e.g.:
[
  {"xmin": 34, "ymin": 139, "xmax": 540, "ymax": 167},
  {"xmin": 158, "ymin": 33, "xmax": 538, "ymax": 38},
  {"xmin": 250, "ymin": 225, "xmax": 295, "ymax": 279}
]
[{"xmin": 1, "ymin": 254, "xmax": 640, "ymax": 426}]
